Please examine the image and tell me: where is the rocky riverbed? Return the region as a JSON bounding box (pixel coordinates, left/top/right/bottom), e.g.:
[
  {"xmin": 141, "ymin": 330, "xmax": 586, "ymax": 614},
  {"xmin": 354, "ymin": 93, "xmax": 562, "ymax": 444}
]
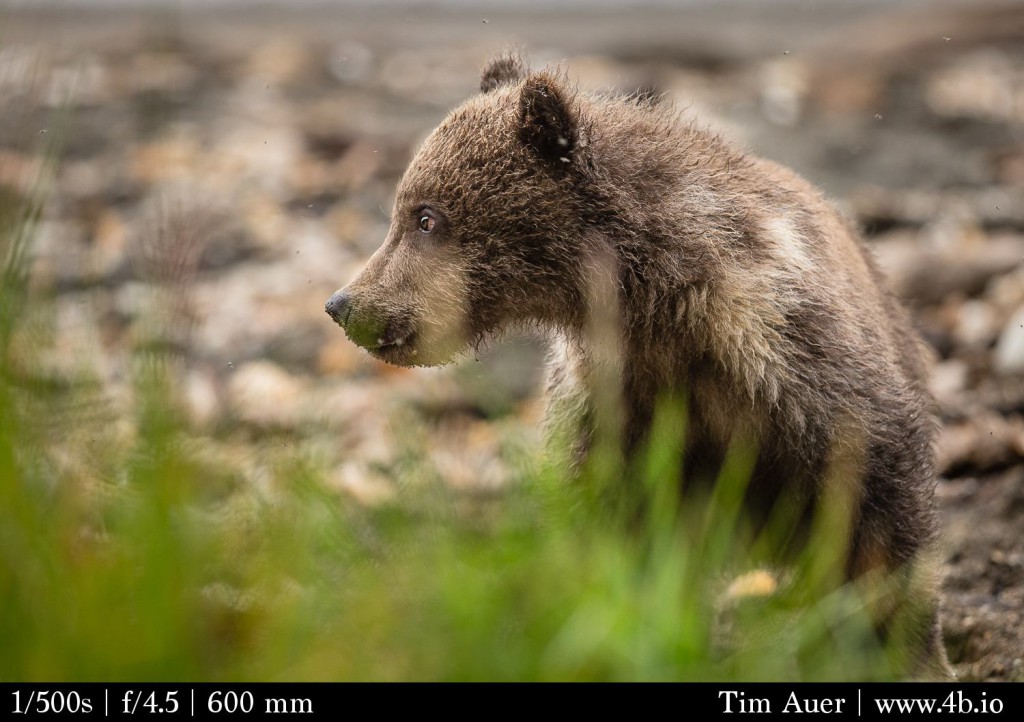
[{"xmin": 2, "ymin": 1, "xmax": 1022, "ymax": 679}]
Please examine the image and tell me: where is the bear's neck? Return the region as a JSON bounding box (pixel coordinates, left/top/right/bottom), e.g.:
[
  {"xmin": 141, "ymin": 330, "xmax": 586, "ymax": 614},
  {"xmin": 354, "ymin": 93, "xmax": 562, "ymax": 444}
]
[{"xmin": 557, "ymin": 222, "xmax": 788, "ymax": 421}]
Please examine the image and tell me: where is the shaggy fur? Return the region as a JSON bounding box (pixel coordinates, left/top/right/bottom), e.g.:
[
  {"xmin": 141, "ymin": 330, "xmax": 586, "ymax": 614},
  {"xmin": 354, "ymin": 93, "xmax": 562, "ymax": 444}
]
[{"xmin": 326, "ymin": 54, "xmax": 950, "ymax": 676}]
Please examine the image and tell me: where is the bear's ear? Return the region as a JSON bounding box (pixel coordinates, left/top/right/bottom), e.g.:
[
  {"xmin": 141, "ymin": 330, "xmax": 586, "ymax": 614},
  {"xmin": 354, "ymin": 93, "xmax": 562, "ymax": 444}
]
[
  {"xmin": 518, "ymin": 73, "xmax": 578, "ymax": 168},
  {"xmin": 480, "ymin": 53, "xmax": 526, "ymax": 93}
]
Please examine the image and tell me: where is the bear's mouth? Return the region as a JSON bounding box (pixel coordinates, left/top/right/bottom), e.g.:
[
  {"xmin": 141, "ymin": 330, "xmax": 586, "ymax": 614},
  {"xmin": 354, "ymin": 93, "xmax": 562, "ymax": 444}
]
[
  {"xmin": 374, "ymin": 329, "xmax": 415, "ymax": 352},
  {"xmin": 366, "ymin": 326, "xmax": 419, "ymax": 365}
]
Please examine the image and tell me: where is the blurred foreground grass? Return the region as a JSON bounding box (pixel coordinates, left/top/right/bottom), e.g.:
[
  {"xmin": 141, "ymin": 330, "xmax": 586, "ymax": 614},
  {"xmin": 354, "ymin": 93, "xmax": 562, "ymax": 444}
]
[{"xmin": 0, "ymin": 132, "xmax": 903, "ymax": 685}]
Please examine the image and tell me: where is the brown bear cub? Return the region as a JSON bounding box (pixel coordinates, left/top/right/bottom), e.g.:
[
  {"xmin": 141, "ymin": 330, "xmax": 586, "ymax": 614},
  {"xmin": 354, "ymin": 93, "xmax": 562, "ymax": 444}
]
[{"xmin": 326, "ymin": 55, "xmax": 950, "ymax": 677}]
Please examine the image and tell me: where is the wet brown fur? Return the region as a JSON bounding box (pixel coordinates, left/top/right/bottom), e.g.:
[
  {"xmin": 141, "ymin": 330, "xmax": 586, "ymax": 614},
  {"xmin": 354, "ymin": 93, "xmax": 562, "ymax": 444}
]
[{"xmin": 328, "ymin": 54, "xmax": 950, "ymax": 677}]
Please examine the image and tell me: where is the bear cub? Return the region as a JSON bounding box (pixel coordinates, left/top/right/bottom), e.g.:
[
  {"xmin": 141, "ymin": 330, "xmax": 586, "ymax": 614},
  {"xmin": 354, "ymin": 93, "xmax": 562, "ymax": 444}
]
[{"xmin": 325, "ymin": 54, "xmax": 950, "ymax": 677}]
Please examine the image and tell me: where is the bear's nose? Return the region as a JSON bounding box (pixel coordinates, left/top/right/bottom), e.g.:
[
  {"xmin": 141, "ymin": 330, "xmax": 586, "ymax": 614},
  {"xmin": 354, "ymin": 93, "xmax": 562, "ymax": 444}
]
[{"xmin": 325, "ymin": 291, "xmax": 353, "ymax": 326}]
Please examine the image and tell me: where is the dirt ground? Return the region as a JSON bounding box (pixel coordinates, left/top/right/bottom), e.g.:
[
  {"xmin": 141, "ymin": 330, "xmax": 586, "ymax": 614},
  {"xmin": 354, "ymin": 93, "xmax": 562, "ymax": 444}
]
[{"xmin": 2, "ymin": 1, "xmax": 1022, "ymax": 679}]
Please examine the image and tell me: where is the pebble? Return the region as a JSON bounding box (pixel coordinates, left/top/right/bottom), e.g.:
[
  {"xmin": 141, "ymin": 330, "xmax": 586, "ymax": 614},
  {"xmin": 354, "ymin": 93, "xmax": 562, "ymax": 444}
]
[
  {"xmin": 931, "ymin": 358, "xmax": 969, "ymax": 405},
  {"xmin": 995, "ymin": 306, "xmax": 1024, "ymax": 375},
  {"xmin": 184, "ymin": 367, "xmax": 222, "ymax": 428},
  {"xmin": 227, "ymin": 361, "xmax": 307, "ymax": 429},
  {"xmin": 328, "ymin": 462, "xmax": 396, "ymax": 506}
]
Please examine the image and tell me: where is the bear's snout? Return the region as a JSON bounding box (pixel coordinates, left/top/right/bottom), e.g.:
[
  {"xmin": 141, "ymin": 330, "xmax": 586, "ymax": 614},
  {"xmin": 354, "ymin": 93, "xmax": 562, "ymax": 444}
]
[
  {"xmin": 326, "ymin": 289, "xmax": 416, "ymax": 362},
  {"xmin": 325, "ymin": 290, "xmax": 353, "ymax": 326}
]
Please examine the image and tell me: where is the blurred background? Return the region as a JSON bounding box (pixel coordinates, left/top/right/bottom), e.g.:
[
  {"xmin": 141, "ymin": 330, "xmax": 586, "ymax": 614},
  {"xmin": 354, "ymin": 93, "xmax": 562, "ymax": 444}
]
[{"xmin": 1, "ymin": 0, "xmax": 1022, "ymax": 680}]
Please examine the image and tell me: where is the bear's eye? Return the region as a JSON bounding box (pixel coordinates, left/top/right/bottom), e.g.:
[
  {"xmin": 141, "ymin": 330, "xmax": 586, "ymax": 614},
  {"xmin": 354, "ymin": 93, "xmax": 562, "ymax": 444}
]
[{"xmin": 418, "ymin": 215, "xmax": 435, "ymax": 233}]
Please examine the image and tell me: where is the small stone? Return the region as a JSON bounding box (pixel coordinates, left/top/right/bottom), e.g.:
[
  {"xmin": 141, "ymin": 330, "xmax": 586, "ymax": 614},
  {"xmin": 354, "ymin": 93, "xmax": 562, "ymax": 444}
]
[
  {"xmin": 926, "ymin": 50, "xmax": 1023, "ymax": 124},
  {"xmin": 994, "ymin": 305, "xmax": 1024, "ymax": 375},
  {"xmin": 128, "ymin": 51, "xmax": 198, "ymax": 94},
  {"xmin": 92, "ymin": 209, "xmax": 128, "ymax": 278},
  {"xmin": 0, "ymin": 149, "xmax": 41, "ymax": 189},
  {"xmin": 429, "ymin": 447, "xmax": 507, "ymax": 491},
  {"xmin": 760, "ymin": 59, "xmax": 807, "ymax": 126},
  {"xmin": 184, "ymin": 368, "xmax": 221, "ymax": 428},
  {"xmin": 327, "ymin": 41, "xmax": 374, "ymax": 84},
  {"xmin": 328, "ymin": 462, "xmax": 395, "ymax": 506},
  {"xmin": 931, "ymin": 358, "xmax": 968, "ymax": 405},
  {"xmin": 130, "ymin": 134, "xmax": 204, "ymax": 186},
  {"xmin": 954, "ymin": 299, "xmax": 998, "ymax": 350},
  {"xmin": 244, "ymin": 38, "xmax": 315, "ymax": 86},
  {"xmin": 724, "ymin": 569, "xmax": 779, "ymax": 602},
  {"xmin": 227, "ymin": 361, "xmax": 307, "ymax": 429},
  {"xmin": 264, "ymin": 319, "xmax": 329, "ymax": 374}
]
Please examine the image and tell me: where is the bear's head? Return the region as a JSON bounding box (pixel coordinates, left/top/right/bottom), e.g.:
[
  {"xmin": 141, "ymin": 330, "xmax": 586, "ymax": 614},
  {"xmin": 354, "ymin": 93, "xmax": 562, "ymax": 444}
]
[{"xmin": 326, "ymin": 55, "xmax": 600, "ymax": 367}]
